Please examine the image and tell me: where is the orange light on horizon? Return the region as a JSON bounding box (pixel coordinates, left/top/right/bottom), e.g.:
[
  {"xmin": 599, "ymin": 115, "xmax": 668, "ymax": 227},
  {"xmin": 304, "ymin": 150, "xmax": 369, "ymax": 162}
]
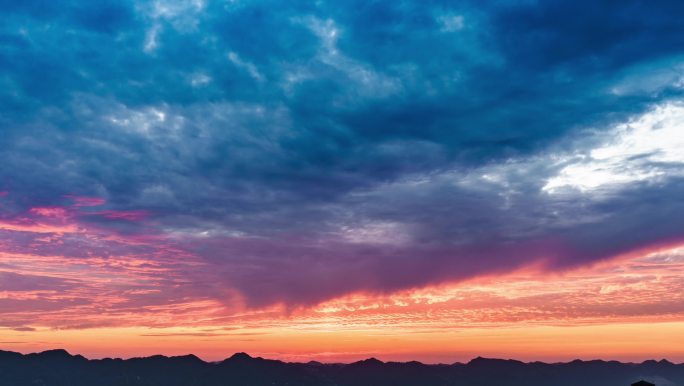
[{"xmin": 2, "ymin": 245, "xmax": 684, "ymax": 363}]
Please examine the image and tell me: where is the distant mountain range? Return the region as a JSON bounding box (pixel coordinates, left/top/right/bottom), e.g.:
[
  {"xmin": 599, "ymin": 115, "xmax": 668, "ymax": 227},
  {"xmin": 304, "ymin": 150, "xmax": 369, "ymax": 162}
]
[{"xmin": 0, "ymin": 349, "xmax": 681, "ymax": 386}]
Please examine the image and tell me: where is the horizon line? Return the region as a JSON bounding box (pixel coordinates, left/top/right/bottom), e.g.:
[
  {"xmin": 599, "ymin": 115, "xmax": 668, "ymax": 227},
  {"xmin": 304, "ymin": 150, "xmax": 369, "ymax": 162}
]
[{"xmin": 2, "ymin": 348, "xmax": 680, "ymax": 366}]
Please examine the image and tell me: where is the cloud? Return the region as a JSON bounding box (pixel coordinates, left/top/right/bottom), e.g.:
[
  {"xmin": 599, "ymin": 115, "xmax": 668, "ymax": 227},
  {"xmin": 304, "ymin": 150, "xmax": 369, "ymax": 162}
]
[
  {"xmin": 438, "ymin": 14, "xmax": 465, "ymax": 32},
  {"xmin": 0, "ymin": 0, "xmax": 683, "ymax": 314},
  {"xmin": 0, "ymin": 271, "xmax": 78, "ymax": 292},
  {"xmin": 543, "ymin": 102, "xmax": 684, "ymax": 193}
]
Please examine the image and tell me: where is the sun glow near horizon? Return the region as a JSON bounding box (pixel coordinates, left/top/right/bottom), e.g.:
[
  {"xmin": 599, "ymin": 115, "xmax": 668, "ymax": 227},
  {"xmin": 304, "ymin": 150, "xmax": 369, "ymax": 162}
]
[{"xmin": 3, "ymin": 243, "xmax": 684, "ymax": 363}]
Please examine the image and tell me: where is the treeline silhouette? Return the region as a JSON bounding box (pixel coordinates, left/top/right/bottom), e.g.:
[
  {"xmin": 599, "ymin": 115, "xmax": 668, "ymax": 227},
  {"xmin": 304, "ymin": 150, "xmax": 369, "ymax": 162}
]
[{"xmin": 0, "ymin": 349, "xmax": 678, "ymax": 386}]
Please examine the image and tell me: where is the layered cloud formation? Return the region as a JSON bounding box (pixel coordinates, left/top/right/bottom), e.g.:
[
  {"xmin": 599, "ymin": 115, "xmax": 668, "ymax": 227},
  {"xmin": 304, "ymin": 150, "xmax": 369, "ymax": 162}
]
[{"xmin": 1, "ymin": 0, "xmax": 684, "ymax": 329}]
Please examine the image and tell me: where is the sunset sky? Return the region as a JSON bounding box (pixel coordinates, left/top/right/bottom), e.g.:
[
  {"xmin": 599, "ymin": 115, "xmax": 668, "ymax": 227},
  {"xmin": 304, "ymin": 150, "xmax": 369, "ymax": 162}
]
[{"xmin": 1, "ymin": 0, "xmax": 684, "ymax": 363}]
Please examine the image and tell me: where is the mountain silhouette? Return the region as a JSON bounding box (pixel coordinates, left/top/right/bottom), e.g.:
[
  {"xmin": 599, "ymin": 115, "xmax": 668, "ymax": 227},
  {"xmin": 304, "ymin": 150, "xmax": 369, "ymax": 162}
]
[{"xmin": 0, "ymin": 349, "xmax": 679, "ymax": 386}]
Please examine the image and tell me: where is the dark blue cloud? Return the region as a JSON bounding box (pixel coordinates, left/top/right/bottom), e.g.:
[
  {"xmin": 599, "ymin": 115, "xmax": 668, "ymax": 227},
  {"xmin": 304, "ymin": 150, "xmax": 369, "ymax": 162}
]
[
  {"xmin": 1, "ymin": 0, "xmax": 684, "ymax": 306},
  {"xmin": 495, "ymin": 0, "xmax": 684, "ymax": 70}
]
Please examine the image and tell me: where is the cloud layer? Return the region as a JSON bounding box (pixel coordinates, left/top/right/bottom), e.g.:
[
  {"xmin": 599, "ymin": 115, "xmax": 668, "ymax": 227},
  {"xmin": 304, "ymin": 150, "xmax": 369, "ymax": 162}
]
[{"xmin": 1, "ymin": 0, "xmax": 684, "ymax": 315}]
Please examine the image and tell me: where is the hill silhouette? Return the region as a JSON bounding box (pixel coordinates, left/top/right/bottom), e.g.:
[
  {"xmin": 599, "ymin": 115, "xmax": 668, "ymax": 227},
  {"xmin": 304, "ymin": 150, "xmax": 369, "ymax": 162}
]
[{"xmin": 0, "ymin": 349, "xmax": 679, "ymax": 386}]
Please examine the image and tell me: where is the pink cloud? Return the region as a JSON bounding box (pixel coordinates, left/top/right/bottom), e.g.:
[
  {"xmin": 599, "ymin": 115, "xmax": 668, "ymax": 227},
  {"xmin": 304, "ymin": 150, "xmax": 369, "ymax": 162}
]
[
  {"xmin": 66, "ymin": 196, "xmax": 106, "ymax": 207},
  {"xmin": 0, "ymin": 205, "xmax": 79, "ymax": 234},
  {"xmin": 29, "ymin": 207, "xmax": 70, "ymax": 218},
  {"xmin": 2, "ymin": 190, "xmax": 683, "ymax": 344},
  {"xmin": 0, "ymin": 220, "xmax": 79, "ymax": 234},
  {"xmin": 87, "ymin": 210, "xmax": 150, "ymax": 222}
]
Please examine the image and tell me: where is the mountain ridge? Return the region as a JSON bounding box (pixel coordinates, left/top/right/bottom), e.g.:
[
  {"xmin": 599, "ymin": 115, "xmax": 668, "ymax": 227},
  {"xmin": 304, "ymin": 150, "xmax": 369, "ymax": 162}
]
[
  {"xmin": 0, "ymin": 348, "xmax": 681, "ymax": 386},
  {"xmin": 3, "ymin": 348, "xmax": 681, "ymax": 366}
]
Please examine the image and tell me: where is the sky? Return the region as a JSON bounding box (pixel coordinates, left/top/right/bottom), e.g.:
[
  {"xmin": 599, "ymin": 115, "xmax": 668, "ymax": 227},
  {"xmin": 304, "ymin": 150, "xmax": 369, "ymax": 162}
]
[{"xmin": 1, "ymin": 0, "xmax": 684, "ymax": 363}]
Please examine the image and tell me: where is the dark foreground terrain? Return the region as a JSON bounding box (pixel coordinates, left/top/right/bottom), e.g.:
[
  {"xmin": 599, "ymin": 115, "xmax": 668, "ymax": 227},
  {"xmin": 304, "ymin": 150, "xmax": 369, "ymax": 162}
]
[{"xmin": 0, "ymin": 349, "xmax": 681, "ymax": 386}]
